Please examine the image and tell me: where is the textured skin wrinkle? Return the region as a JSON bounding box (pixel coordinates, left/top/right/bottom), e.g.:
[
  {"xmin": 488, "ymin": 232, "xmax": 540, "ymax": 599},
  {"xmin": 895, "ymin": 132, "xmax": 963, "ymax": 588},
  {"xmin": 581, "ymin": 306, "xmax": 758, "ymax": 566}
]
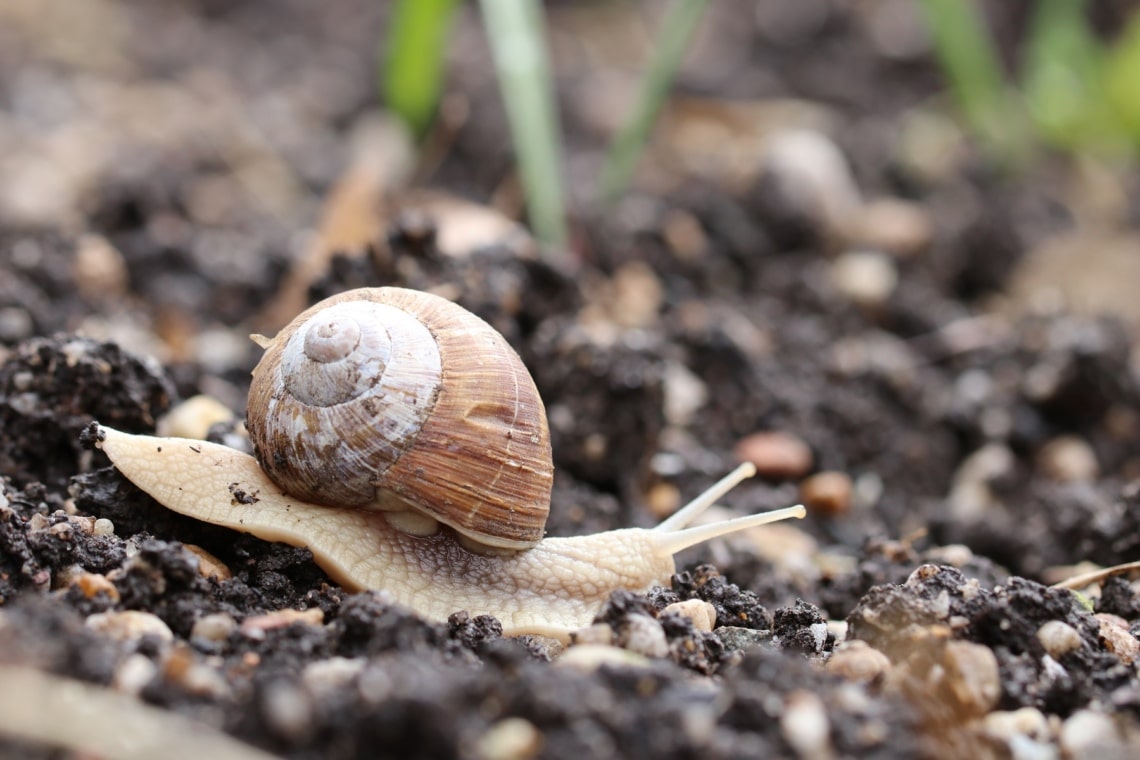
[{"xmin": 96, "ymin": 427, "xmax": 672, "ymax": 640}]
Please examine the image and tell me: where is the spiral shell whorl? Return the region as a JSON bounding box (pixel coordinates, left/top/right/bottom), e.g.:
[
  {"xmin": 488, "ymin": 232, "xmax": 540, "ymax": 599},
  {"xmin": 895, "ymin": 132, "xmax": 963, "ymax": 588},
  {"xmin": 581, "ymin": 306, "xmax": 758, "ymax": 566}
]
[
  {"xmin": 247, "ymin": 287, "xmax": 553, "ymax": 551},
  {"xmin": 281, "ymin": 301, "xmax": 393, "ymax": 407},
  {"xmin": 248, "ymin": 297, "xmax": 442, "ymax": 508}
]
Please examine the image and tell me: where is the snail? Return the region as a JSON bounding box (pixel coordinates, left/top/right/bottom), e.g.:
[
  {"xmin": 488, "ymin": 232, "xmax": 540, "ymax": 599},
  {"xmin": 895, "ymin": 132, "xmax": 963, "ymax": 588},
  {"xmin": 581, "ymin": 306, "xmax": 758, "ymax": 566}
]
[{"xmin": 94, "ymin": 287, "xmax": 805, "ymax": 640}]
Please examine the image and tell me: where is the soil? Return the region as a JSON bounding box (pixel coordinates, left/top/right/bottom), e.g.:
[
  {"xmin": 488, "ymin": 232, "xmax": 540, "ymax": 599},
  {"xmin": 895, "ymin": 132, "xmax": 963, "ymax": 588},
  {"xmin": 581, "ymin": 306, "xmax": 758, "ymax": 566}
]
[{"xmin": 3, "ymin": 1, "xmax": 1140, "ymax": 758}]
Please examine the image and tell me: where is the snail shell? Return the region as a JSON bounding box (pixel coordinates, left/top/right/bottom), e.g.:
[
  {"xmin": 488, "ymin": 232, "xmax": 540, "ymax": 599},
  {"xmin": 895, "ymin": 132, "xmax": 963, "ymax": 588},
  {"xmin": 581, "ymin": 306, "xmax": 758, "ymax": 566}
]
[{"xmin": 246, "ymin": 287, "xmax": 553, "ymax": 551}]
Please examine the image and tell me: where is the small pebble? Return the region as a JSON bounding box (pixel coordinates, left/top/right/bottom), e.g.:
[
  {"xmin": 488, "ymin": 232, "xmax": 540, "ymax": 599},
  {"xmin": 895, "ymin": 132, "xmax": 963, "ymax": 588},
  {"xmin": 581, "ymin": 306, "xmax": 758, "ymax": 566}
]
[
  {"xmin": 661, "ymin": 599, "xmax": 718, "ymax": 632},
  {"xmin": 715, "ymin": 626, "xmax": 773, "ymax": 653},
  {"xmin": 86, "ymin": 610, "xmax": 173, "ymax": 644},
  {"xmin": 0, "ymin": 306, "xmax": 33, "ymax": 341},
  {"xmin": 474, "ymin": 717, "xmax": 543, "ymax": 760},
  {"xmin": 302, "ymin": 657, "xmax": 367, "ymax": 697},
  {"xmin": 182, "ymin": 543, "xmax": 232, "ymax": 581},
  {"xmin": 734, "ymin": 431, "xmax": 813, "ymax": 480},
  {"xmin": 644, "ymin": 481, "xmax": 681, "ymax": 520},
  {"xmin": 92, "ymin": 518, "xmax": 115, "ymax": 537},
  {"xmin": 112, "ymin": 653, "xmax": 157, "ymax": 696},
  {"xmin": 831, "ymin": 250, "xmax": 898, "ymax": 309},
  {"xmin": 924, "ymin": 544, "xmax": 974, "ymax": 568},
  {"xmin": 72, "ymin": 572, "xmax": 119, "ymax": 601},
  {"xmin": 157, "ymin": 395, "xmax": 236, "ymax": 440},
  {"xmin": 569, "ymin": 623, "xmax": 614, "ymax": 647},
  {"xmin": 662, "ymin": 208, "xmax": 707, "ymax": 262},
  {"xmin": 556, "ymin": 644, "xmax": 651, "ymax": 672},
  {"xmin": 617, "ymin": 614, "xmax": 669, "ymax": 658},
  {"xmin": 826, "ymin": 640, "xmax": 891, "ymax": 683},
  {"xmin": 780, "ymin": 690, "xmax": 834, "ymax": 759},
  {"xmin": 942, "ymin": 640, "xmax": 1001, "ymax": 716},
  {"xmin": 609, "ymin": 261, "xmax": 663, "ymax": 329},
  {"xmin": 799, "ymin": 471, "xmax": 853, "ymax": 516},
  {"xmin": 826, "ymin": 619, "xmax": 848, "ymax": 641},
  {"xmin": 662, "ymin": 361, "xmax": 708, "ymax": 428},
  {"xmin": 1036, "ymin": 620, "xmax": 1083, "ymax": 659},
  {"xmin": 1095, "ymin": 614, "xmax": 1139, "ymax": 665},
  {"xmin": 260, "ymin": 680, "xmax": 314, "ymax": 744},
  {"xmin": 191, "ymin": 613, "xmax": 238, "ymax": 643},
  {"xmin": 163, "ymin": 645, "xmax": 230, "ymax": 699},
  {"xmin": 905, "ymin": 564, "xmax": 944, "ymax": 587},
  {"xmin": 759, "ymin": 129, "xmax": 862, "ymax": 238},
  {"xmin": 948, "ymin": 443, "xmax": 1015, "ymax": 522},
  {"xmin": 1036, "ymin": 436, "xmax": 1099, "ymax": 483},
  {"xmin": 1060, "ymin": 710, "xmax": 1120, "ymax": 756},
  {"xmin": 982, "ymin": 707, "xmax": 1051, "ymax": 743},
  {"xmin": 846, "ymin": 198, "xmax": 932, "ymax": 257},
  {"xmin": 73, "ymin": 234, "xmax": 129, "ymax": 301},
  {"xmin": 240, "ymin": 608, "xmax": 324, "ymax": 638}
]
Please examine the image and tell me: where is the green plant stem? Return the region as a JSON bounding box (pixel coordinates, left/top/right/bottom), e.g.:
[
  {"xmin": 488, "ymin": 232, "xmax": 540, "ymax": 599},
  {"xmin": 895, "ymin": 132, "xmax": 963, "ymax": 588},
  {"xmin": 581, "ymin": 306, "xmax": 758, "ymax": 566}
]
[
  {"xmin": 382, "ymin": 0, "xmax": 460, "ymax": 138},
  {"xmin": 478, "ymin": 0, "xmax": 569, "ymax": 253},
  {"xmin": 916, "ymin": 0, "xmax": 1030, "ymax": 166},
  {"xmin": 1103, "ymin": 11, "xmax": 1140, "ymax": 148},
  {"xmin": 597, "ymin": 0, "xmax": 709, "ymax": 206}
]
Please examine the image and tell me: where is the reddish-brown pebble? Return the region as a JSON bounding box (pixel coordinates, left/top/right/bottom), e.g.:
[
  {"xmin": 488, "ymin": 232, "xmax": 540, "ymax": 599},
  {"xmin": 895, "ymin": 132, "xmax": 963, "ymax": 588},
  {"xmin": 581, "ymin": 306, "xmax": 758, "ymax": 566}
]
[
  {"xmin": 1096, "ymin": 614, "xmax": 1139, "ymax": 665},
  {"xmin": 240, "ymin": 608, "xmax": 324, "ymax": 638},
  {"xmin": 734, "ymin": 431, "xmax": 813, "ymax": 480},
  {"xmin": 74, "ymin": 572, "xmax": 120, "ymax": 601},
  {"xmin": 799, "ymin": 471, "xmax": 853, "ymax": 516},
  {"xmin": 183, "ymin": 544, "xmax": 232, "ymax": 581}
]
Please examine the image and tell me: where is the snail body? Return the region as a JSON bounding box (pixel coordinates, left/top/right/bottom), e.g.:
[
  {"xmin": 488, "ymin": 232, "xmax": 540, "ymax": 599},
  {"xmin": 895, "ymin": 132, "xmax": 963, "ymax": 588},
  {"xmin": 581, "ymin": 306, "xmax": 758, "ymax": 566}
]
[{"xmin": 95, "ymin": 287, "xmax": 804, "ymax": 639}]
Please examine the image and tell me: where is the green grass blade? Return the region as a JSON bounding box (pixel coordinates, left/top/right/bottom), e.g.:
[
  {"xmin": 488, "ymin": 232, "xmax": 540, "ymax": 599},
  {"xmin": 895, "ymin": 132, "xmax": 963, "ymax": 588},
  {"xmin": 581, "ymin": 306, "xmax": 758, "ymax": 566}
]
[
  {"xmin": 1104, "ymin": 11, "xmax": 1140, "ymax": 149},
  {"xmin": 597, "ymin": 0, "xmax": 710, "ymax": 206},
  {"xmin": 478, "ymin": 0, "xmax": 568, "ymax": 252},
  {"xmin": 382, "ymin": 0, "xmax": 460, "ymax": 138},
  {"xmin": 1022, "ymin": 0, "xmax": 1115, "ymax": 151},
  {"xmin": 916, "ymin": 0, "xmax": 1029, "ymax": 165}
]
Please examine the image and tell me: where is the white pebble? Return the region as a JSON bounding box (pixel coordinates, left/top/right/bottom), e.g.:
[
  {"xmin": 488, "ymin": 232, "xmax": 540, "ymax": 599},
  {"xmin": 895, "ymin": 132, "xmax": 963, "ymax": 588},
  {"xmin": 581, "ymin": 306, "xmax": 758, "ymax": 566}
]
[
  {"xmin": 1035, "ymin": 621, "xmax": 1082, "ymax": 659},
  {"xmin": 661, "ymin": 599, "xmax": 717, "ymax": 632},
  {"xmin": 780, "ymin": 690, "xmax": 833, "ymax": 759},
  {"xmin": 157, "ymin": 394, "xmax": 236, "ymax": 440},
  {"xmin": 111, "ymin": 653, "xmax": 157, "ymax": 696},
  {"xmin": 556, "ymin": 644, "xmax": 651, "ymax": 672},
  {"xmin": 474, "ymin": 717, "xmax": 543, "ymax": 760},
  {"xmin": 619, "ymin": 614, "xmax": 669, "ymax": 658},
  {"xmin": 190, "ymin": 613, "xmax": 237, "ymax": 643},
  {"xmin": 982, "ymin": 707, "xmax": 1051, "ymax": 743},
  {"xmin": 86, "ymin": 610, "xmax": 173, "ymax": 643},
  {"xmin": 831, "ymin": 250, "xmax": 898, "ymax": 308},
  {"xmin": 569, "ymin": 623, "xmax": 614, "ymax": 647},
  {"xmin": 1036, "ymin": 436, "xmax": 1099, "ymax": 482},
  {"xmin": 662, "ymin": 362, "xmax": 708, "ymax": 428},
  {"xmin": 302, "ymin": 657, "xmax": 367, "ymax": 698},
  {"xmin": 761, "ymin": 129, "xmax": 862, "ymax": 237},
  {"xmin": 261, "ymin": 680, "xmax": 313, "ymax": 743},
  {"xmin": 1060, "ymin": 710, "xmax": 1120, "ymax": 756}
]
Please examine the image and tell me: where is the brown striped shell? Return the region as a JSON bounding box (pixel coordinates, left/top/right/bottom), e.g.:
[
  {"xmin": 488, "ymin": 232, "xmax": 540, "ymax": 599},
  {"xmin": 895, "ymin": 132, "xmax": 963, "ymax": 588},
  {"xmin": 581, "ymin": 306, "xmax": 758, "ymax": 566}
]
[{"xmin": 246, "ymin": 287, "xmax": 553, "ymax": 550}]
